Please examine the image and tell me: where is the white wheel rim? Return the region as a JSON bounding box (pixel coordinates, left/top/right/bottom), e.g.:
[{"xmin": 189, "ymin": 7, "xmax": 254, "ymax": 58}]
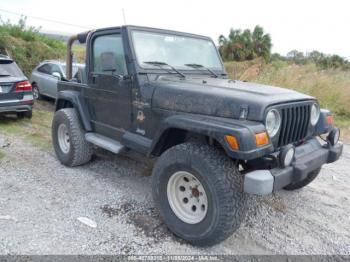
[
  {"xmin": 57, "ymin": 124, "xmax": 70, "ymax": 154},
  {"xmin": 33, "ymin": 87, "xmax": 39, "ymax": 99},
  {"xmin": 167, "ymin": 171, "xmax": 208, "ymax": 224}
]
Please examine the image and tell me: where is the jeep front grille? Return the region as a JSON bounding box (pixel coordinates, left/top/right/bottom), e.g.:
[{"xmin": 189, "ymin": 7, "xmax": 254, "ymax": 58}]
[{"xmin": 277, "ymin": 104, "xmax": 311, "ymax": 147}]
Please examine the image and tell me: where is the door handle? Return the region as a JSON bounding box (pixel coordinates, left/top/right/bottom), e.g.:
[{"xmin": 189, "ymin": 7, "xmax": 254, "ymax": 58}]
[{"xmin": 91, "ymin": 74, "xmax": 98, "ymax": 84}]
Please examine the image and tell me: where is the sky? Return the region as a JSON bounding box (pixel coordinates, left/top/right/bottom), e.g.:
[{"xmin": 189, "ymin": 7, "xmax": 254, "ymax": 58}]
[{"xmin": 0, "ymin": 0, "xmax": 349, "ymax": 58}]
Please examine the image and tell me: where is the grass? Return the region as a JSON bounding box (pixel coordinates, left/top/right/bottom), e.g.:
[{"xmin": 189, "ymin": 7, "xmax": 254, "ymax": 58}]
[
  {"xmin": 0, "ymin": 100, "xmax": 54, "ymax": 152},
  {"xmin": 225, "ymin": 59, "xmax": 350, "ymax": 142}
]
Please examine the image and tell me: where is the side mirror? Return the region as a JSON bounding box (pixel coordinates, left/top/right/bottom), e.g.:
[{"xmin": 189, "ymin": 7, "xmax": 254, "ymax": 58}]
[
  {"xmin": 52, "ymin": 72, "xmax": 61, "ymax": 80},
  {"xmin": 101, "ymin": 52, "xmax": 117, "ymax": 72}
]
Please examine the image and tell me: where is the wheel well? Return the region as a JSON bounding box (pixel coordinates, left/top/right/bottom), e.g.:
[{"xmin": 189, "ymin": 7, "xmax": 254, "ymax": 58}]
[
  {"xmin": 56, "ymin": 99, "xmax": 73, "ymax": 111},
  {"xmin": 152, "ymin": 128, "xmax": 222, "ymax": 156},
  {"xmin": 31, "ymin": 81, "xmax": 37, "ymax": 86}
]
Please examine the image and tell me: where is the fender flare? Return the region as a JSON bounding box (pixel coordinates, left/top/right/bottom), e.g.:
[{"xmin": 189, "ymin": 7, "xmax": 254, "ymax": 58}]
[
  {"xmin": 55, "ymin": 90, "xmax": 92, "ymax": 131},
  {"xmin": 150, "ymin": 114, "xmax": 273, "ymax": 160}
]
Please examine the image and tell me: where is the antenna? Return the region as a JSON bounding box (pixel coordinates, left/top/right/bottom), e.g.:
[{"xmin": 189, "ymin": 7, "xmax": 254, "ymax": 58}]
[{"xmin": 122, "ymin": 8, "xmax": 126, "ymax": 25}]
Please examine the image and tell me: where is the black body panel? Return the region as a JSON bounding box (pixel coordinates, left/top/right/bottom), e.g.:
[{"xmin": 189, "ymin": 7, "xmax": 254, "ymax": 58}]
[
  {"xmin": 83, "ymin": 74, "xmax": 132, "ymax": 140},
  {"xmin": 151, "ymin": 77, "xmax": 313, "ymax": 121},
  {"xmin": 55, "ymin": 85, "xmax": 92, "ymax": 131}
]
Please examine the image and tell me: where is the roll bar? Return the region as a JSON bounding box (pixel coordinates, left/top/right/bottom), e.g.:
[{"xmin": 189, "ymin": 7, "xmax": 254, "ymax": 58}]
[{"xmin": 66, "ymin": 31, "xmax": 90, "ymax": 79}]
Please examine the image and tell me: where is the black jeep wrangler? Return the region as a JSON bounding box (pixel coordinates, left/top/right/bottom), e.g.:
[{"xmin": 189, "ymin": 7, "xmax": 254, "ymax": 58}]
[{"xmin": 52, "ymin": 26, "xmax": 343, "ymax": 246}]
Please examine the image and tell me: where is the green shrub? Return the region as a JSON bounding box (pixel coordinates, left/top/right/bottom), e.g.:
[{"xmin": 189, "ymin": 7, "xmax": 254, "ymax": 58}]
[{"xmin": 0, "ymin": 16, "xmax": 65, "ymax": 76}]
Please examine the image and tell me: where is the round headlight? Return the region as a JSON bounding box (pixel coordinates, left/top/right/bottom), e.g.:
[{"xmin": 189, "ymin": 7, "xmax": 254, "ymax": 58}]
[
  {"xmin": 265, "ymin": 109, "xmax": 281, "ymax": 137},
  {"xmin": 310, "ymin": 103, "xmax": 320, "ymax": 126},
  {"xmin": 280, "ymin": 145, "xmax": 295, "ymax": 167},
  {"xmin": 327, "ymin": 128, "xmax": 340, "ymax": 146}
]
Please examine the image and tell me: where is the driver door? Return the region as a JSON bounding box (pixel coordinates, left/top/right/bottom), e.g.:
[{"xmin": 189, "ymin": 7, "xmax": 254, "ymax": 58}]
[{"xmin": 84, "ymin": 31, "xmax": 132, "ymax": 140}]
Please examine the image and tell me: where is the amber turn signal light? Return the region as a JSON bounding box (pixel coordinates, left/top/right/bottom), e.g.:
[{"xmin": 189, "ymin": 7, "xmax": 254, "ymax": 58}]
[
  {"xmin": 255, "ymin": 132, "xmax": 269, "ymax": 146},
  {"xmin": 326, "ymin": 115, "xmax": 334, "ymax": 125},
  {"xmin": 225, "ymin": 135, "xmax": 239, "ymax": 150}
]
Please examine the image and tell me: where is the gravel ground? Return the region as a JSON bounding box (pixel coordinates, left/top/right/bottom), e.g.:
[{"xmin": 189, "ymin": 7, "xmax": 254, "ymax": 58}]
[{"xmin": 0, "ymin": 129, "xmax": 349, "ymax": 255}]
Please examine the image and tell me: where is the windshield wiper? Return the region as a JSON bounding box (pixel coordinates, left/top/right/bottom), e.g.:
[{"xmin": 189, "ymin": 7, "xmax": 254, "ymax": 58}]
[
  {"xmin": 184, "ymin": 63, "xmax": 218, "ymax": 78},
  {"xmin": 143, "ymin": 61, "xmax": 186, "ymax": 78},
  {"xmin": 0, "ymin": 74, "xmax": 11, "ymax": 77}
]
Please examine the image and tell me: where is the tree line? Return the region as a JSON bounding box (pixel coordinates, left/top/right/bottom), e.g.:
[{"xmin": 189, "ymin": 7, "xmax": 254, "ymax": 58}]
[
  {"xmin": 274, "ymin": 50, "xmax": 350, "ymax": 70},
  {"xmin": 218, "ymin": 25, "xmax": 349, "ymax": 70}
]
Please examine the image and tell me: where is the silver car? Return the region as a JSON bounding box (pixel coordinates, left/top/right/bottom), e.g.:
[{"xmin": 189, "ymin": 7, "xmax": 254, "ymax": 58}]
[{"xmin": 30, "ymin": 61, "xmax": 82, "ymax": 99}]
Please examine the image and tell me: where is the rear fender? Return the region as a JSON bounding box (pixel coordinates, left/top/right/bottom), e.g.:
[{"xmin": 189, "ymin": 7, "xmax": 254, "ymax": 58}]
[{"xmin": 55, "ymin": 90, "xmax": 92, "ymax": 131}]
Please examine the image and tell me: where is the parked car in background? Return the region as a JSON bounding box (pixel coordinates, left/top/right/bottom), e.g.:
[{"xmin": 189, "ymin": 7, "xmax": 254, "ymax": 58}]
[
  {"xmin": 0, "ymin": 54, "xmax": 33, "ymax": 118},
  {"xmin": 30, "ymin": 61, "xmax": 83, "ymax": 99}
]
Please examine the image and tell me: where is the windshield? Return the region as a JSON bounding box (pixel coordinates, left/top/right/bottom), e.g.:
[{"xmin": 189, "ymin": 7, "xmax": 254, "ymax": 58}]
[
  {"xmin": 132, "ymin": 31, "xmax": 224, "ymax": 71},
  {"xmin": 0, "ymin": 60, "xmax": 24, "ymax": 77}
]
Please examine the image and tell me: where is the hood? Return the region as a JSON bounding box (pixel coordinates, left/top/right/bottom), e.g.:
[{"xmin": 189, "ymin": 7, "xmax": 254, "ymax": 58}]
[{"xmin": 151, "ymin": 77, "xmax": 314, "ymax": 121}]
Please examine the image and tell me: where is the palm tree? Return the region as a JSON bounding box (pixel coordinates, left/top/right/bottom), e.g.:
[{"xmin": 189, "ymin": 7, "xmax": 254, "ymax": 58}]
[
  {"xmin": 241, "ymin": 29, "xmax": 253, "ymax": 59},
  {"xmin": 218, "ymin": 25, "xmax": 272, "ymax": 62},
  {"xmin": 252, "ymin": 25, "xmax": 272, "ymax": 61},
  {"xmin": 218, "ymin": 35, "xmax": 228, "ymax": 60}
]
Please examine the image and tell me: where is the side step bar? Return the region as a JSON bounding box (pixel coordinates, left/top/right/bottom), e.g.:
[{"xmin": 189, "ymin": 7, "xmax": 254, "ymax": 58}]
[{"xmin": 85, "ymin": 133, "xmax": 124, "ymax": 154}]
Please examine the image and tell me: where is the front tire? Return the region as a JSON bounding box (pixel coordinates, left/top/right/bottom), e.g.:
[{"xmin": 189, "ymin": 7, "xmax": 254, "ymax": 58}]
[
  {"xmin": 52, "ymin": 108, "xmax": 93, "ymax": 167},
  {"xmin": 152, "ymin": 142, "xmax": 246, "ymax": 246}
]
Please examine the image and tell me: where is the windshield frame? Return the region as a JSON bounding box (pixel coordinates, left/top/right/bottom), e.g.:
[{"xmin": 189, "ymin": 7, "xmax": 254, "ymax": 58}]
[{"xmin": 127, "ymin": 27, "xmax": 226, "ymax": 76}]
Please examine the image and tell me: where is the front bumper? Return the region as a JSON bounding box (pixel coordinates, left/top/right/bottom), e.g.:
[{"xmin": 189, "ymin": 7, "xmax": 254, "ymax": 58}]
[{"xmin": 244, "ymin": 138, "xmax": 343, "ymax": 195}]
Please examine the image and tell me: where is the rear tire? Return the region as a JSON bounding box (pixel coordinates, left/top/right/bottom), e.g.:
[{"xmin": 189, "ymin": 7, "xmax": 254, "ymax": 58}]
[
  {"xmin": 16, "ymin": 111, "xmax": 32, "ymax": 119},
  {"xmin": 52, "ymin": 108, "xmax": 93, "ymax": 167},
  {"xmin": 16, "ymin": 112, "xmax": 24, "ymax": 119},
  {"xmin": 32, "ymin": 83, "xmax": 42, "ymax": 100},
  {"xmin": 24, "ymin": 110, "xmax": 32, "ymax": 119},
  {"xmin": 152, "ymin": 142, "xmax": 246, "ymax": 246},
  {"xmin": 284, "ymin": 168, "xmax": 321, "ymax": 190}
]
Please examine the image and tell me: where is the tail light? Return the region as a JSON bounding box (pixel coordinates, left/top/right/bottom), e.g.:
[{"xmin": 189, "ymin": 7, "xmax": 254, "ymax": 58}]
[{"xmin": 15, "ymin": 81, "xmax": 32, "ymax": 92}]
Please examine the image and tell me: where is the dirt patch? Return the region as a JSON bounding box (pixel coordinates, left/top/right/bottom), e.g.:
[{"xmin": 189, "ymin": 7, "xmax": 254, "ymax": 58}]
[
  {"xmin": 100, "ymin": 202, "xmax": 134, "ymax": 218},
  {"xmin": 128, "ymin": 208, "xmax": 169, "ymax": 243},
  {"xmin": 262, "ymin": 197, "xmax": 288, "ymax": 213},
  {"xmin": 239, "ymin": 64, "xmax": 262, "ymax": 81},
  {"xmin": 101, "ymin": 201, "xmax": 169, "ymax": 243}
]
